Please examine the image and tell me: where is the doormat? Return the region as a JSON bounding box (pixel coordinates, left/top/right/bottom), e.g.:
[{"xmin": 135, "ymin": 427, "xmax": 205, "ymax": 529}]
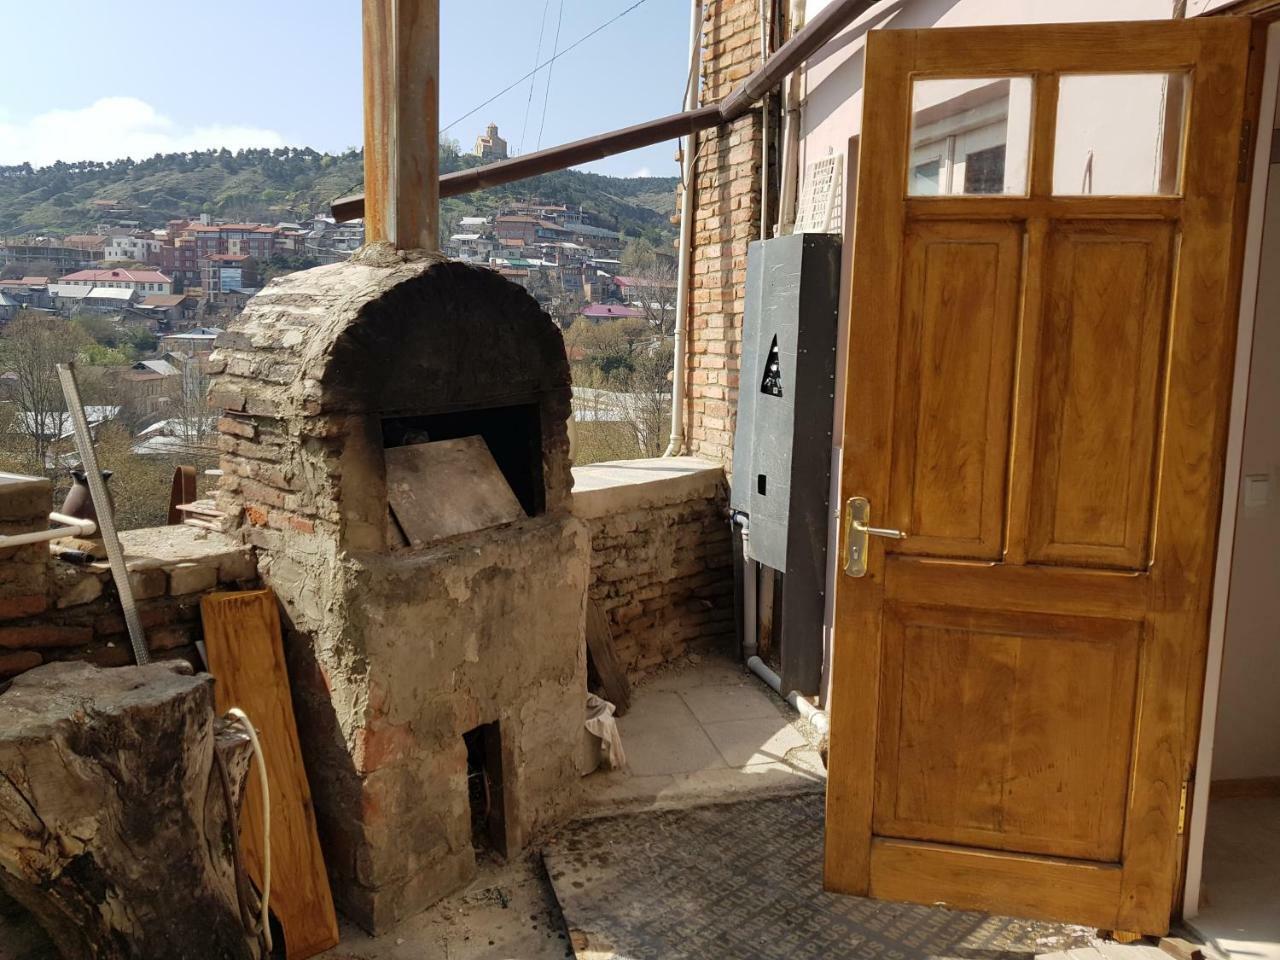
[{"xmin": 543, "ymin": 793, "xmax": 1098, "ymax": 960}]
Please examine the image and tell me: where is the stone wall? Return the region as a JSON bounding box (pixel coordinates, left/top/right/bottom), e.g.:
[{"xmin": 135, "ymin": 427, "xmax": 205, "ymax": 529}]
[
  {"xmin": 0, "ymin": 475, "xmax": 259, "ymax": 682},
  {"xmin": 686, "ymin": 0, "xmax": 766, "ymax": 465},
  {"xmin": 573, "ymin": 458, "xmax": 735, "ymax": 675}
]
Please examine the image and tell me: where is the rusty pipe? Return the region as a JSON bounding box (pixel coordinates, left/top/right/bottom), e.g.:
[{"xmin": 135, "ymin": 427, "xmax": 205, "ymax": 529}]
[{"xmin": 332, "ymin": 0, "xmax": 878, "ymax": 221}]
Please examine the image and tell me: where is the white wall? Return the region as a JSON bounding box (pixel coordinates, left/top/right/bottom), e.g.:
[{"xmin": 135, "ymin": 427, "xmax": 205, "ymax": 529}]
[
  {"xmin": 798, "ymin": 0, "xmax": 1176, "ymax": 178},
  {"xmin": 1213, "ymin": 108, "xmax": 1280, "ymax": 783}
]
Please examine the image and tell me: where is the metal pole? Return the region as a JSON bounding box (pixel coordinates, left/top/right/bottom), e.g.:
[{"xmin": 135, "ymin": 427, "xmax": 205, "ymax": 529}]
[
  {"xmin": 57, "ymin": 363, "xmax": 149, "ymax": 665},
  {"xmin": 663, "ymin": 0, "xmax": 704, "ymax": 458}
]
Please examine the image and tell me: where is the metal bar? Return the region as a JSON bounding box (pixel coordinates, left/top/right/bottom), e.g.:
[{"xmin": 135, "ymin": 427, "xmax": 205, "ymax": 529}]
[
  {"xmin": 331, "ymin": 0, "xmax": 878, "ymax": 222},
  {"xmin": 332, "ymin": 105, "xmax": 722, "ymax": 221},
  {"xmin": 57, "ymin": 363, "xmax": 150, "ymax": 665}
]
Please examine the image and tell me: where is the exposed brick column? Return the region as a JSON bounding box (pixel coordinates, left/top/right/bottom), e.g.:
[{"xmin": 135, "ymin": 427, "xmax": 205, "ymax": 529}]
[{"xmin": 686, "ymin": 0, "xmax": 764, "ymax": 465}]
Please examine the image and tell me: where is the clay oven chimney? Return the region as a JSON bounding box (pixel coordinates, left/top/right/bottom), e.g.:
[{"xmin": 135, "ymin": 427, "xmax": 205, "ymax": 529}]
[{"xmin": 361, "ymin": 0, "xmax": 439, "ymax": 251}]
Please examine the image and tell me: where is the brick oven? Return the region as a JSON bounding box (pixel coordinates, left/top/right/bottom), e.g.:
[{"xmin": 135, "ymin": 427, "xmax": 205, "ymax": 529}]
[{"xmin": 208, "ymin": 249, "xmax": 590, "ymax": 932}]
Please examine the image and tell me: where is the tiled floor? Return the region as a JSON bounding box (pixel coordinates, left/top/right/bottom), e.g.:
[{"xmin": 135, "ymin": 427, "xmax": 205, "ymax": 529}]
[
  {"xmin": 1187, "ymin": 796, "xmax": 1280, "ymax": 960},
  {"xmin": 580, "ymin": 652, "xmax": 827, "ymax": 813}
]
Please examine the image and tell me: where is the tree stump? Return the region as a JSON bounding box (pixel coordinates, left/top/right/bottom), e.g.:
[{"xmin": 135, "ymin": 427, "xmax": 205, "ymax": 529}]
[{"xmin": 0, "ymin": 661, "xmax": 262, "ymax": 960}]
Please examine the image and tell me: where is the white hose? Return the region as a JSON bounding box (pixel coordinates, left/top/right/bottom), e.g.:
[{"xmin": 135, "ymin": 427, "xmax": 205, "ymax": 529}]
[{"xmin": 228, "ymin": 708, "xmax": 272, "ymax": 953}]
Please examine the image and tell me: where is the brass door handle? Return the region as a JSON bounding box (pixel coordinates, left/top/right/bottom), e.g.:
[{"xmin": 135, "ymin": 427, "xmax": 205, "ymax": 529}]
[{"xmin": 844, "ymin": 497, "xmax": 907, "ymax": 577}]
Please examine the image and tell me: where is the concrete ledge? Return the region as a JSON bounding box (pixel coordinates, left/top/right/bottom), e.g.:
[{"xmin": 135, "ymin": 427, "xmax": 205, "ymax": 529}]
[{"xmin": 571, "ymin": 457, "xmax": 725, "ymax": 520}]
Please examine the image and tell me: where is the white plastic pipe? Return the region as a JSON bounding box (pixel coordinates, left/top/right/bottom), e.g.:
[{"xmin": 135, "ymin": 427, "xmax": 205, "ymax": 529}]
[
  {"xmin": 776, "ymin": 0, "xmax": 806, "ymax": 236},
  {"xmin": 0, "ymin": 512, "xmax": 97, "ymax": 548},
  {"xmin": 747, "ymin": 654, "xmax": 829, "ymax": 736},
  {"xmin": 663, "ymin": 0, "xmax": 703, "ymax": 458}
]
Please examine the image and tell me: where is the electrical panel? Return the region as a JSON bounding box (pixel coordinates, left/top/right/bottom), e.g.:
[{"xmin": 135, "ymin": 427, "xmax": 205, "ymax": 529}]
[{"xmin": 731, "ymin": 233, "xmax": 841, "ymax": 695}]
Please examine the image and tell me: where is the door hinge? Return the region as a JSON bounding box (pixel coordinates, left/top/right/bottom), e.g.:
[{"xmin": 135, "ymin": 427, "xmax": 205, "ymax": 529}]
[
  {"xmin": 1239, "ymin": 119, "xmax": 1254, "ymax": 183},
  {"xmin": 1177, "ymin": 780, "xmax": 1189, "ymax": 835}
]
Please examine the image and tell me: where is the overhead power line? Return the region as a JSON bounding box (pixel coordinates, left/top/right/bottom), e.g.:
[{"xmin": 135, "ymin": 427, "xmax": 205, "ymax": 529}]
[
  {"xmin": 440, "ymin": 0, "xmax": 652, "ymax": 136},
  {"xmin": 536, "ymin": 0, "xmax": 567, "ymax": 150},
  {"xmin": 519, "ymin": 0, "xmax": 554, "ymax": 154}
]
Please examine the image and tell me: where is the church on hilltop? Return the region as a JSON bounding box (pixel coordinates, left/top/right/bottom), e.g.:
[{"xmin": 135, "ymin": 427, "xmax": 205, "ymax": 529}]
[{"xmin": 474, "ymin": 122, "xmax": 508, "ymax": 160}]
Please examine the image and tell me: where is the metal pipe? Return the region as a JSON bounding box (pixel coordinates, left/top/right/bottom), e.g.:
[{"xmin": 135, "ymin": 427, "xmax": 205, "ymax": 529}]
[
  {"xmin": 663, "ymin": 0, "xmax": 704, "ymax": 458},
  {"xmin": 0, "ymin": 512, "xmax": 97, "ymax": 548},
  {"xmin": 747, "ymin": 655, "xmax": 830, "ymax": 736},
  {"xmin": 777, "ymin": 0, "xmax": 806, "ymax": 236},
  {"xmin": 759, "ymin": 0, "xmax": 772, "ymax": 241},
  {"xmin": 333, "ymin": 106, "xmax": 723, "ymax": 221},
  {"xmin": 332, "ymin": 0, "xmax": 879, "ymax": 221}
]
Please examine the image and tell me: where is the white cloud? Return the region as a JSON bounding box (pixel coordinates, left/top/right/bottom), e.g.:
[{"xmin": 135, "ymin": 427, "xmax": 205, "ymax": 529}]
[
  {"xmin": 0, "ymin": 97, "xmax": 288, "ymax": 167},
  {"xmin": 629, "ymin": 166, "xmax": 653, "ymax": 178}
]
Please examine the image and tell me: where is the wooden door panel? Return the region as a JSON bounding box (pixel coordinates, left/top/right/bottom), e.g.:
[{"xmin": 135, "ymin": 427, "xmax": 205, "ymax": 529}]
[
  {"xmin": 1026, "ymin": 222, "xmax": 1174, "ymax": 570},
  {"xmin": 873, "ymin": 603, "xmax": 1140, "ymax": 860},
  {"xmin": 868, "ymin": 838, "xmax": 1123, "ymax": 931},
  {"xmin": 890, "ymin": 222, "xmax": 1021, "ymax": 560},
  {"xmin": 826, "ymin": 18, "xmax": 1255, "ymax": 936}
]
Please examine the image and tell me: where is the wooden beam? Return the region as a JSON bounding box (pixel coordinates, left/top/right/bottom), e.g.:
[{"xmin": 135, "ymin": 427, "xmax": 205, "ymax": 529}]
[{"xmin": 362, "ymin": 0, "xmax": 439, "ymax": 250}]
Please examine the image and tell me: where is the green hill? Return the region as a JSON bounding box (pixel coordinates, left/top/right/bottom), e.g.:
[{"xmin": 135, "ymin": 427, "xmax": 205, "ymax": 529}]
[{"xmin": 0, "ymin": 145, "xmax": 679, "ymax": 245}]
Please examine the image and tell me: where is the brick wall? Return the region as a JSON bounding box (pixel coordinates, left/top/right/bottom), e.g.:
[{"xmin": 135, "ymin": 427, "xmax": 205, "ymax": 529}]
[
  {"xmin": 686, "ymin": 0, "xmax": 765, "ymax": 465},
  {"xmin": 574, "ymin": 458, "xmax": 735, "ymax": 676},
  {"xmin": 0, "ymin": 477, "xmax": 259, "ymax": 682}
]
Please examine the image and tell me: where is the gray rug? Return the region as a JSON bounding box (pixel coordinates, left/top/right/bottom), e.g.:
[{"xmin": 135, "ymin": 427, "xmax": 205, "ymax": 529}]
[{"xmin": 543, "ymin": 794, "xmax": 1098, "ymax": 960}]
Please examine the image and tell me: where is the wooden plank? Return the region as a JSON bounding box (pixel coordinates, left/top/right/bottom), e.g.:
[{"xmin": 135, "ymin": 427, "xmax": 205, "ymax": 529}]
[
  {"xmin": 362, "ymin": 0, "xmax": 439, "ymax": 250},
  {"xmin": 869, "ymin": 838, "xmax": 1123, "ymax": 930},
  {"xmin": 586, "ymin": 599, "xmax": 631, "ymax": 717},
  {"xmin": 201, "ymin": 589, "xmax": 339, "ymax": 960},
  {"xmin": 385, "ymin": 437, "xmax": 525, "ymax": 546}
]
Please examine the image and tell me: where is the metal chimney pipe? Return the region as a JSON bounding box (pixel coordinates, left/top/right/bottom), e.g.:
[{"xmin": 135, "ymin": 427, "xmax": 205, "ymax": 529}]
[{"xmin": 362, "ymin": 0, "xmax": 439, "ymax": 250}]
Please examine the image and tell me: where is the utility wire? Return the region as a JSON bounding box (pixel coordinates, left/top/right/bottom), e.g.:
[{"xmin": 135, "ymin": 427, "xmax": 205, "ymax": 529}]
[
  {"xmin": 519, "ymin": 0, "xmax": 554, "ymax": 154},
  {"xmin": 441, "ymin": 0, "xmax": 652, "ymax": 135},
  {"xmin": 535, "ymin": 0, "xmax": 567, "ymax": 151}
]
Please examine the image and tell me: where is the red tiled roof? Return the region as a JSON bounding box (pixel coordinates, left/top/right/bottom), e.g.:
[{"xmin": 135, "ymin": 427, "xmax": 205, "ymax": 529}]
[{"xmin": 59, "ymin": 268, "xmax": 172, "ymax": 283}]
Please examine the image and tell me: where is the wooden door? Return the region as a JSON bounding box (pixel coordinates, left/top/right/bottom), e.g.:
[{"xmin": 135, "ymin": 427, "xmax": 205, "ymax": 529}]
[{"xmin": 825, "ymin": 19, "xmax": 1257, "ymax": 936}]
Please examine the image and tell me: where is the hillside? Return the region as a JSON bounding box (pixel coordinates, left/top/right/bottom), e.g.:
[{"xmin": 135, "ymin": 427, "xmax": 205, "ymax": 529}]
[{"xmin": 0, "ymin": 145, "xmax": 679, "ymax": 244}]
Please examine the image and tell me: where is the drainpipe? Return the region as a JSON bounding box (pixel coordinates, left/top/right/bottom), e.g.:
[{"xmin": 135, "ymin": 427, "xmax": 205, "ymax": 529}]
[
  {"xmin": 759, "ymin": 0, "xmax": 773, "ymax": 240},
  {"xmin": 776, "ymin": 0, "xmax": 806, "ymax": 236},
  {"xmin": 663, "ymin": 0, "xmax": 703, "ymax": 458},
  {"xmin": 748, "ymin": 655, "xmax": 829, "ymax": 737}
]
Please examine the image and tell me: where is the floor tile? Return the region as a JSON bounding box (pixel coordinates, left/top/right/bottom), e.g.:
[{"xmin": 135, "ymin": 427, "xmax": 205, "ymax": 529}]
[
  {"xmin": 701, "ymin": 716, "xmax": 810, "ymax": 768},
  {"xmin": 678, "ymin": 682, "xmax": 781, "ymax": 724}
]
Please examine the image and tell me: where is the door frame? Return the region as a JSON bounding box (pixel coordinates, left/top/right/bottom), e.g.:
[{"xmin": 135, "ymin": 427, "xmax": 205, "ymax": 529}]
[
  {"xmin": 1181, "ymin": 14, "xmax": 1280, "ymax": 921},
  {"xmin": 823, "ymin": 16, "xmax": 1264, "ymax": 935}
]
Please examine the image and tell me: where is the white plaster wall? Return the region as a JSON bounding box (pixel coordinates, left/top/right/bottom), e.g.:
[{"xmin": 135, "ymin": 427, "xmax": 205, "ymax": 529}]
[{"xmin": 1213, "ymin": 110, "xmax": 1280, "ymax": 783}]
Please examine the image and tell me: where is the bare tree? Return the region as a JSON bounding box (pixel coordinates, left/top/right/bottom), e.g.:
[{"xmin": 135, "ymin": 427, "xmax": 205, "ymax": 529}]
[
  {"xmin": 0, "ymin": 311, "xmax": 88, "ymax": 471},
  {"xmin": 620, "ymin": 239, "xmax": 679, "ymax": 337}
]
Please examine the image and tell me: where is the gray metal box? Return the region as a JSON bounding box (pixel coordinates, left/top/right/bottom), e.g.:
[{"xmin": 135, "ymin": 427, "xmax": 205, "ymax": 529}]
[{"xmin": 731, "ymin": 233, "xmax": 841, "ymax": 695}]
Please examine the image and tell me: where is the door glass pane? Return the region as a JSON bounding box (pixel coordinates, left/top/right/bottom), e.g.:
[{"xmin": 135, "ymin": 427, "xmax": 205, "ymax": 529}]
[
  {"xmin": 1053, "ymin": 73, "xmax": 1189, "ymax": 196},
  {"xmin": 908, "ymin": 77, "xmax": 1032, "ymax": 196}
]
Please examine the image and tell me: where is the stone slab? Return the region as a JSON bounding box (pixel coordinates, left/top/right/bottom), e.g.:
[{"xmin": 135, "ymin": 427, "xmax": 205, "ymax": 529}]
[
  {"xmin": 701, "ymin": 716, "xmax": 811, "ymax": 768},
  {"xmin": 678, "ymin": 682, "xmax": 781, "ymax": 724},
  {"xmin": 571, "ymin": 457, "xmax": 724, "ymax": 520}
]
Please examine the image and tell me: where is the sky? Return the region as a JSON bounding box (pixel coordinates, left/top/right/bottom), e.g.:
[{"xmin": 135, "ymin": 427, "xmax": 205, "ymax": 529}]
[{"xmin": 0, "ymin": 0, "xmax": 691, "ymax": 178}]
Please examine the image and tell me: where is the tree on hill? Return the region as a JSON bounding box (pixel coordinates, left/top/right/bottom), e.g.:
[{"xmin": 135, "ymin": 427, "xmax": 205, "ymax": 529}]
[{"xmin": 0, "ymin": 312, "xmax": 89, "ymax": 470}]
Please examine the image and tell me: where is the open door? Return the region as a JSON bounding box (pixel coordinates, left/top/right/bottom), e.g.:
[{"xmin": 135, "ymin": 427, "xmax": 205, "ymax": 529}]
[{"xmin": 825, "ymin": 19, "xmax": 1256, "ymax": 936}]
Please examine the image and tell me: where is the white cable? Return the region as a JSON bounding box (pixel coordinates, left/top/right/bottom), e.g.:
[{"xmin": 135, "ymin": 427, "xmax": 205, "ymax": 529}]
[{"xmin": 228, "ymin": 708, "xmax": 272, "ymax": 953}]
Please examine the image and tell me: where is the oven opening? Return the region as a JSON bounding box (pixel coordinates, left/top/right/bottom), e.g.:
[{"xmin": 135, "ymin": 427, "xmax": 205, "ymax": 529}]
[
  {"xmin": 383, "ymin": 404, "xmax": 544, "ymax": 517},
  {"xmin": 463, "ymin": 721, "xmax": 507, "ymax": 858}
]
